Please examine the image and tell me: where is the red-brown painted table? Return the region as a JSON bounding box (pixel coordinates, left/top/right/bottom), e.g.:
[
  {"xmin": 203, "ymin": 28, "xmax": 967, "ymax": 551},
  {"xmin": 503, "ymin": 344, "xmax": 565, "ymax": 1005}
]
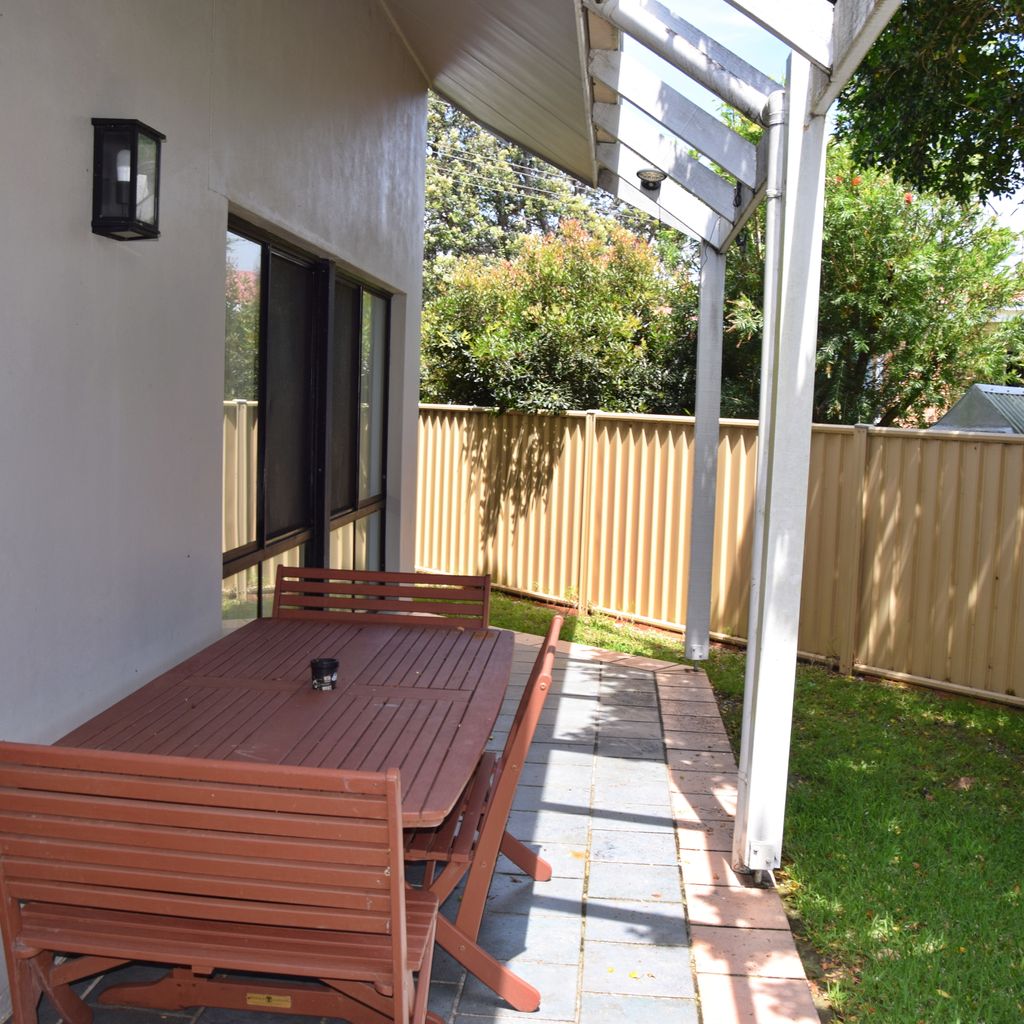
[
  {"xmin": 55, "ymin": 617, "xmax": 527, "ymax": 1022},
  {"xmin": 60, "ymin": 617, "xmax": 513, "ymax": 829}
]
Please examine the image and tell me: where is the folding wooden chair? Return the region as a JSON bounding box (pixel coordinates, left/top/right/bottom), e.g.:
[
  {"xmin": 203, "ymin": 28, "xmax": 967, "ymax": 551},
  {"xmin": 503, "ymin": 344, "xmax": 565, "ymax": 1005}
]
[
  {"xmin": 405, "ymin": 614, "xmax": 564, "ymax": 1011},
  {"xmin": 0, "ymin": 743, "xmax": 438, "ymax": 1024},
  {"xmin": 273, "ymin": 566, "xmax": 490, "ymax": 629}
]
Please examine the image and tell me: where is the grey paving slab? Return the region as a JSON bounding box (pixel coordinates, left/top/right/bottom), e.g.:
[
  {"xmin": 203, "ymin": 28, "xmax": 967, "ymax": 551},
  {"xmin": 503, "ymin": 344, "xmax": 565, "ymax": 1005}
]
[
  {"xmin": 457, "ymin": 960, "xmax": 580, "ymax": 1021},
  {"xmin": 583, "ymin": 899, "xmax": 689, "ymax": 947},
  {"xmin": 482, "ymin": 871, "xmax": 585, "ymax": 917},
  {"xmin": 428, "ymin": 980, "xmax": 460, "ymax": 1020},
  {"xmin": 579, "ymin": 992, "xmax": 699, "ymax": 1024},
  {"xmin": 589, "ymin": 782, "xmax": 671, "ymax": 812},
  {"xmin": 597, "ymin": 689, "xmax": 657, "ymax": 707},
  {"xmin": 593, "ymin": 756, "xmax": 667, "ymax": 784},
  {"xmin": 513, "ymin": 782, "xmax": 592, "ymax": 813},
  {"xmin": 525, "ymin": 744, "xmax": 597, "ymax": 768},
  {"xmin": 497, "ymin": 840, "xmax": 588, "ymax": 879},
  {"xmin": 507, "ymin": 807, "xmax": 591, "ymax": 844},
  {"xmin": 595, "ymin": 736, "xmax": 665, "ymax": 759},
  {"xmin": 588, "ymin": 805, "xmax": 674, "ymax": 835},
  {"xmin": 593, "ymin": 717, "xmax": 665, "ymax": 740},
  {"xmin": 587, "ymin": 861, "xmax": 683, "ymax": 903},
  {"xmin": 477, "ymin": 909, "xmax": 583, "ymax": 965},
  {"xmin": 589, "ymin": 828, "xmax": 679, "ymax": 865},
  {"xmin": 581, "ymin": 941, "xmax": 695, "ymax": 998},
  {"xmin": 519, "ymin": 761, "xmax": 594, "ymax": 788},
  {"xmin": 596, "ymin": 703, "xmax": 661, "ymax": 723}
]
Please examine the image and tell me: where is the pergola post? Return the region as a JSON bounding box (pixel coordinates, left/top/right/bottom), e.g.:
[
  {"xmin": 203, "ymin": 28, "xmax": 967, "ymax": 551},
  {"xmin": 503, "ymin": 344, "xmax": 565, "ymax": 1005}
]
[
  {"xmin": 732, "ymin": 54, "xmax": 829, "ymax": 874},
  {"xmin": 684, "ymin": 243, "xmax": 725, "ymax": 661}
]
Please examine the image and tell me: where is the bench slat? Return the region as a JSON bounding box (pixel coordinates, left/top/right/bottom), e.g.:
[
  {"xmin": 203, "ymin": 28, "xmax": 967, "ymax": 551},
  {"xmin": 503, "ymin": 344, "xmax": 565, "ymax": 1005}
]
[
  {"xmin": 0, "ymin": 790, "xmax": 389, "ymax": 842},
  {"xmin": 0, "ymin": 814, "xmax": 380, "ymax": 864}
]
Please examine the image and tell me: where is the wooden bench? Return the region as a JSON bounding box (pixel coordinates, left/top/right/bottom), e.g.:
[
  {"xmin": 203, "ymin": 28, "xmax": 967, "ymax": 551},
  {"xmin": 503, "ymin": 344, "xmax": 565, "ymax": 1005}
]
[
  {"xmin": 272, "ymin": 567, "xmax": 490, "ymax": 629},
  {"xmin": 0, "ymin": 743, "xmax": 438, "ymax": 1024}
]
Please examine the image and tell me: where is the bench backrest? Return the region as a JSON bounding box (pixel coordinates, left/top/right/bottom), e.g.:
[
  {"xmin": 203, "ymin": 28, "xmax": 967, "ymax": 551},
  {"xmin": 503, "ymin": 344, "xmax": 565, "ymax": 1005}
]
[
  {"xmin": 273, "ymin": 567, "xmax": 491, "ymax": 629},
  {"xmin": 0, "ymin": 743, "xmax": 408, "ymax": 987}
]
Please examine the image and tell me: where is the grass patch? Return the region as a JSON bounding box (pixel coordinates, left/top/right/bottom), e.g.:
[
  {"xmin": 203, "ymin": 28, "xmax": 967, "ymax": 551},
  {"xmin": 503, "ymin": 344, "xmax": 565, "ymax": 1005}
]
[
  {"xmin": 489, "ymin": 593, "xmax": 1024, "ymax": 1024},
  {"xmin": 489, "ymin": 591, "xmax": 687, "ymax": 663}
]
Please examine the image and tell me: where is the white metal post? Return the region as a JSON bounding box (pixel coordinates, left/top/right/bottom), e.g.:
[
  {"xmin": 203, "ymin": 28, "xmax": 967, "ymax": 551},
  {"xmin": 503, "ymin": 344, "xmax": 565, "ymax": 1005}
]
[
  {"xmin": 732, "ymin": 54, "xmax": 829, "ymax": 874},
  {"xmin": 684, "ymin": 243, "xmax": 725, "ymax": 660}
]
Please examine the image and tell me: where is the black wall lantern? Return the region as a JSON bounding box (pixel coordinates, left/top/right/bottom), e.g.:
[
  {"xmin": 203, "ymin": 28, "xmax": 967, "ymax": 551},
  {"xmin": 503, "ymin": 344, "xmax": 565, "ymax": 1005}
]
[{"xmin": 91, "ymin": 118, "xmax": 165, "ymax": 240}]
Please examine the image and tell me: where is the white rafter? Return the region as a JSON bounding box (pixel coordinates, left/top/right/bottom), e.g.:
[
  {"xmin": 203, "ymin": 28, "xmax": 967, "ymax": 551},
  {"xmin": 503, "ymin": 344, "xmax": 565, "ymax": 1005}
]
[
  {"xmin": 589, "ymin": 49, "xmax": 761, "ymax": 188},
  {"xmin": 596, "ymin": 141, "xmax": 728, "ymax": 248},
  {"xmin": 582, "ymin": 0, "xmax": 775, "ymax": 124},
  {"xmin": 719, "ymin": 0, "xmax": 834, "ymax": 71},
  {"xmin": 593, "ymin": 100, "xmax": 741, "ymax": 220},
  {"xmin": 596, "ymin": 168, "xmax": 700, "ymax": 239}
]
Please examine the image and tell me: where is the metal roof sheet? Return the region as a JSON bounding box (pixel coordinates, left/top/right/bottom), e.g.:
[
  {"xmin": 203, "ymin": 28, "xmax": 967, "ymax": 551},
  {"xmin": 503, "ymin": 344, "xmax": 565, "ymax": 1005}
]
[
  {"xmin": 383, "ymin": 0, "xmax": 596, "ymax": 184},
  {"xmin": 931, "ymin": 384, "xmax": 1024, "ymax": 435}
]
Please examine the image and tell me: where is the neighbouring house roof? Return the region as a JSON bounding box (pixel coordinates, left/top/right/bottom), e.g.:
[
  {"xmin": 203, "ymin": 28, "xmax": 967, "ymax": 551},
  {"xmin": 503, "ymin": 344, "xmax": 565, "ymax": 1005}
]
[{"xmin": 931, "ymin": 384, "xmax": 1024, "ymax": 436}]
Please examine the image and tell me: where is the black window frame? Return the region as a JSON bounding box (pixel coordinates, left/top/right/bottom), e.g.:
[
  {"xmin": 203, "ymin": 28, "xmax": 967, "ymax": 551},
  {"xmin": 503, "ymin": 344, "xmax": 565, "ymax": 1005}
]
[{"xmin": 222, "ymin": 217, "xmax": 389, "ymax": 596}]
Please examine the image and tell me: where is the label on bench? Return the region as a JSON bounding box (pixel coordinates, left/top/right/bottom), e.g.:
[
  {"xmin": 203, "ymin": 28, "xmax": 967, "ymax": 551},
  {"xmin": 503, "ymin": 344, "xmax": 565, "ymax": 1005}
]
[{"xmin": 246, "ymin": 994, "xmax": 293, "ymax": 1009}]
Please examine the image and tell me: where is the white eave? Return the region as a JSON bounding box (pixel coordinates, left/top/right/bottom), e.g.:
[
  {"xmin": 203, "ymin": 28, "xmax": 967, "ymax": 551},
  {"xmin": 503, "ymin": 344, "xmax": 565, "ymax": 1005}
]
[{"xmin": 380, "ymin": 0, "xmax": 599, "ymax": 184}]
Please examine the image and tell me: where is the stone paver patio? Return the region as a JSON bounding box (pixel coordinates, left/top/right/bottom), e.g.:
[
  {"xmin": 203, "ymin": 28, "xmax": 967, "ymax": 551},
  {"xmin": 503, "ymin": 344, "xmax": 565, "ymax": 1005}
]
[{"xmin": 24, "ymin": 632, "xmax": 820, "ymax": 1024}]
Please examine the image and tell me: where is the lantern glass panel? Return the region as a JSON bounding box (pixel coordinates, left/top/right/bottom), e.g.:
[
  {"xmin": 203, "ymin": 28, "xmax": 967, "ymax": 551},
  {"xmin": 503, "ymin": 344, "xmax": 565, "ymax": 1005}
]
[
  {"xmin": 97, "ymin": 127, "xmax": 134, "ymax": 221},
  {"xmin": 137, "ymin": 132, "xmax": 159, "ymax": 225}
]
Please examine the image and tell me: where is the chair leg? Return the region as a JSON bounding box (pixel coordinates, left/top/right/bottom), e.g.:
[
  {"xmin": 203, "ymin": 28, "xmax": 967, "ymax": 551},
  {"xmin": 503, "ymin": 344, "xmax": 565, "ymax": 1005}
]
[
  {"xmin": 434, "ymin": 915, "xmax": 540, "ymax": 1012},
  {"xmin": 500, "ymin": 831, "xmax": 552, "ymax": 882},
  {"xmin": 410, "ymin": 915, "xmax": 436, "ymax": 1024}
]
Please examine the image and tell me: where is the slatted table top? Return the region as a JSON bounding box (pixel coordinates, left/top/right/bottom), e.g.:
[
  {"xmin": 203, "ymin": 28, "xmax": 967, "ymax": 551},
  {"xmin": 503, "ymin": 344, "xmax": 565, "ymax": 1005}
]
[{"xmin": 59, "ymin": 617, "xmax": 514, "ymax": 827}]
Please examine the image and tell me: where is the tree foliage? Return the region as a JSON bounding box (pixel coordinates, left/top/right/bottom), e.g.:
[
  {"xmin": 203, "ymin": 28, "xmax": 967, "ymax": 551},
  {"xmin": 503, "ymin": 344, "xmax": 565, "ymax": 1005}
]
[
  {"xmin": 724, "ymin": 144, "xmax": 1023, "ymax": 425},
  {"xmin": 421, "ymin": 219, "xmax": 698, "ymax": 413},
  {"xmin": 836, "ymin": 0, "xmax": 1024, "ymax": 204},
  {"xmin": 425, "ymin": 99, "xmax": 617, "ymax": 281},
  {"xmin": 224, "ymin": 257, "xmax": 258, "ymax": 400},
  {"xmin": 422, "ymin": 98, "xmax": 1023, "ymax": 425}
]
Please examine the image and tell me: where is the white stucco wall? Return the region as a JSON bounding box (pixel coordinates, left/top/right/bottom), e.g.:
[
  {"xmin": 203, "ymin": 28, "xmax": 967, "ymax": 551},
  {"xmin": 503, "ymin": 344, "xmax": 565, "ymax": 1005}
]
[{"xmin": 0, "ymin": 1, "xmax": 425, "ymax": 1003}]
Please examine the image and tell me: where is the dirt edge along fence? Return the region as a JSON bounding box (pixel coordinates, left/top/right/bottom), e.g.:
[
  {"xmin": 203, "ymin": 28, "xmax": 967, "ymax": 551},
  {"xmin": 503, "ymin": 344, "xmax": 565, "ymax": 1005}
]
[{"xmin": 415, "ymin": 405, "xmax": 1024, "ymax": 706}]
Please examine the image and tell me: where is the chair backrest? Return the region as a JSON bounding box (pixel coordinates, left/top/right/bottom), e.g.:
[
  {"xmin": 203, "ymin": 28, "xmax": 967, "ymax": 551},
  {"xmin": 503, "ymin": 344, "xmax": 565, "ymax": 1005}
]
[
  {"xmin": 450, "ymin": 615, "xmax": 562, "ymax": 939},
  {"xmin": 0, "ymin": 743, "xmax": 408, "ymax": 995},
  {"xmin": 489, "ymin": 614, "xmax": 563, "ymax": 809},
  {"xmin": 273, "ymin": 567, "xmax": 491, "ymax": 629}
]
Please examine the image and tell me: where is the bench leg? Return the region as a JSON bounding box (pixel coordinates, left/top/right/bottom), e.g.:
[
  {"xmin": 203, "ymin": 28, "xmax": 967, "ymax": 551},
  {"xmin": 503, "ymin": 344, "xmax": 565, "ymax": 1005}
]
[
  {"xmin": 9, "ymin": 957, "xmax": 43, "ymax": 1024},
  {"xmin": 434, "ymin": 914, "xmax": 540, "ymax": 1012},
  {"xmin": 500, "ymin": 830, "xmax": 553, "ymax": 882},
  {"xmin": 31, "ymin": 954, "xmax": 92, "ymax": 1024}
]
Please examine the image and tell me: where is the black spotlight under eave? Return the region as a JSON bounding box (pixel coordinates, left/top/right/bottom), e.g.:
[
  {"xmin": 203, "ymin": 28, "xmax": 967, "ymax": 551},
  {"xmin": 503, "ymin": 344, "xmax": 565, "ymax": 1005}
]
[{"xmin": 91, "ymin": 118, "xmax": 165, "ymax": 240}]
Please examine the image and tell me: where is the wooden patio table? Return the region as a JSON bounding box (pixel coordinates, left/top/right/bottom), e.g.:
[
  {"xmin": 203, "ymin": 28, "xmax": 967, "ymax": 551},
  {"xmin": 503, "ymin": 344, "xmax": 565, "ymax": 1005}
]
[{"xmin": 54, "ymin": 616, "xmax": 540, "ymax": 1021}]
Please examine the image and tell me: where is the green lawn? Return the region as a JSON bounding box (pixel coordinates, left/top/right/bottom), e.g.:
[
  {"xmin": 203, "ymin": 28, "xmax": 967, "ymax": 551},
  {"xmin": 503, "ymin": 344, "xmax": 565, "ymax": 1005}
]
[{"xmin": 488, "ymin": 592, "xmax": 1024, "ymax": 1024}]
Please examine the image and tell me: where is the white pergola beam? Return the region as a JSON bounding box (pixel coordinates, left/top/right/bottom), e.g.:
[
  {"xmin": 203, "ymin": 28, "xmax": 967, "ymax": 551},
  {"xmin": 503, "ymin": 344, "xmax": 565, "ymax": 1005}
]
[
  {"xmin": 590, "ymin": 49, "xmax": 760, "ymax": 187},
  {"xmin": 732, "ymin": 55, "xmax": 828, "ymax": 874},
  {"xmin": 596, "ymin": 141, "xmax": 727, "ymax": 247},
  {"xmin": 813, "ymin": 0, "xmax": 902, "ymax": 114},
  {"xmin": 582, "ymin": 0, "xmax": 774, "ymax": 124},
  {"xmin": 593, "ymin": 100, "xmax": 739, "ymax": 220},
  {"xmin": 684, "ymin": 244, "xmax": 725, "ymax": 660},
  {"xmin": 719, "ymin": 0, "xmax": 834, "ymax": 71},
  {"xmin": 596, "ymin": 168, "xmax": 701, "ymax": 240}
]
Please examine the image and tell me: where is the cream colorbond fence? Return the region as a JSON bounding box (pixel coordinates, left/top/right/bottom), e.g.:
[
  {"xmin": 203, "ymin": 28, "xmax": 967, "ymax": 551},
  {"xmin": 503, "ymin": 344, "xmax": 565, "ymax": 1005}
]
[{"xmin": 416, "ymin": 405, "xmax": 1024, "ymax": 706}]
